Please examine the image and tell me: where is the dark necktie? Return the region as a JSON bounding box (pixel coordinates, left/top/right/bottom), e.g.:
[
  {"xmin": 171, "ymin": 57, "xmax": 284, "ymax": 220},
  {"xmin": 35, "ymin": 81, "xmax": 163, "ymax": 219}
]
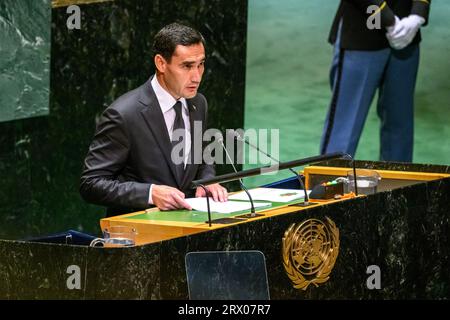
[{"xmin": 171, "ymin": 101, "xmax": 186, "ymax": 183}]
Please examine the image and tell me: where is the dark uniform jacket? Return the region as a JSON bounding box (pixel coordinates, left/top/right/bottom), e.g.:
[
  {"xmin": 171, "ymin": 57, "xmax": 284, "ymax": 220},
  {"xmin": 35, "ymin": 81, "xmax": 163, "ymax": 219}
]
[{"xmin": 329, "ymin": 0, "xmax": 431, "ymax": 50}]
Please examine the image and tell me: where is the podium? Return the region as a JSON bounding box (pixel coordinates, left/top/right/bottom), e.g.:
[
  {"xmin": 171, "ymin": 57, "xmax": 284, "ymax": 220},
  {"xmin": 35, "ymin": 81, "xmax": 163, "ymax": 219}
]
[
  {"xmin": 0, "ymin": 159, "xmax": 449, "ymax": 299},
  {"xmin": 99, "ymin": 164, "xmax": 449, "ymax": 247}
]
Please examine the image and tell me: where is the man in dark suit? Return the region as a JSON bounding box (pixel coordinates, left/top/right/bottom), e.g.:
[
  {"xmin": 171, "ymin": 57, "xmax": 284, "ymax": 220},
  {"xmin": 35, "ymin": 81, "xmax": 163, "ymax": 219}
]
[{"xmin": 80, "ymin": 23, "xmax": 228, "ymax": 217}]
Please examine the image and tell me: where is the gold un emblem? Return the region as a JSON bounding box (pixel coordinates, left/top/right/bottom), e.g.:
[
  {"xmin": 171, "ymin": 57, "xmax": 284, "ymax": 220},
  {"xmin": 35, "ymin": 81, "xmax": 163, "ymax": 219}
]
[{"xmin": 282, "ymin": 217, "xmax": 340, "ymax": 290}]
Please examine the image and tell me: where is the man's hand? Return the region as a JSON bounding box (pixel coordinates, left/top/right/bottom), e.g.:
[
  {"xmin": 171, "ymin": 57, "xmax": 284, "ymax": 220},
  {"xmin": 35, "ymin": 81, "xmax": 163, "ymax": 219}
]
[
  {"xmin": 152, "ymin": 185, "xmax": 192, "ymax": 211},
  {"xmin": 195, "ymin": 183, "xmax": 228, "ymax": 202},
  {"xmin": 386, "ymin": 15, "xmax": 425, "ymax": 50}
]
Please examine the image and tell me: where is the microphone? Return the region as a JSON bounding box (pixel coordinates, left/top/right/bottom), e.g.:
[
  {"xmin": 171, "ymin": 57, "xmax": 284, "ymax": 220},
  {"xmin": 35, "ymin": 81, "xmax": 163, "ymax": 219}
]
[
  {"xmin": 218, "ymin": 137, "xmax": 262, "ymax": 218},
  {"xmin": 233, "ymin": 132, "xmax": 312, "ymax": 206}
]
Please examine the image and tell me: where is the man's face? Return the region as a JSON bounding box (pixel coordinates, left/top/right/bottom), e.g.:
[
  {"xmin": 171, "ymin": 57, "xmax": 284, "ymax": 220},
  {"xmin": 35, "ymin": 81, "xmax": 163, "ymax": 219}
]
[{"xmin": 156, "ymin": 42, "xmax": 205, "ymax": 99}]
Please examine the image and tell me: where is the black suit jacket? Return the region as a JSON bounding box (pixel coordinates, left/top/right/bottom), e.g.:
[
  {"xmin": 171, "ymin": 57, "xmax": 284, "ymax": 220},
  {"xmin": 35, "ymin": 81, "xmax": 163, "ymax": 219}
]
[
  {"xmin": 329, "ymin": 0, "xmax": 431, "ymax": 50},
  {"xmin": 80, "ymin": 77, "xmax": 215, "ymax": 216}
]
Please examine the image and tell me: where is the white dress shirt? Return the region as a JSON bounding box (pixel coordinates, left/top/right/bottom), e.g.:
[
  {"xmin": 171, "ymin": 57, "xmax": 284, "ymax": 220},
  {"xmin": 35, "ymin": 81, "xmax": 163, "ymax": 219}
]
[{"xmin": 148, "ymin": 75, "xmax": 191, "ymax": 204}]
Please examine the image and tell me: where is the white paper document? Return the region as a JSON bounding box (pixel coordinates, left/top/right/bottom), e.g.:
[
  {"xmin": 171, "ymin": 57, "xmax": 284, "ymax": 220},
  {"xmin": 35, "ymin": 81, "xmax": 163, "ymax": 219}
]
[
  {"xmin": 185, "ymin": 197, "xmax": 271, "ymax": 214},
  {"xmin": 228, "ymin": 188, "xmax": 311, "ymax": 203}
]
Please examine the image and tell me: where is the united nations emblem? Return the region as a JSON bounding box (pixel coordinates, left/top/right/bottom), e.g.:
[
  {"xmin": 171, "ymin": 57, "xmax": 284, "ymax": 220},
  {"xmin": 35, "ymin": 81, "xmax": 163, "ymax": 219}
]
[{"xmin": 282, "ymin": 217, "xmax": 340, "ymax": 290}]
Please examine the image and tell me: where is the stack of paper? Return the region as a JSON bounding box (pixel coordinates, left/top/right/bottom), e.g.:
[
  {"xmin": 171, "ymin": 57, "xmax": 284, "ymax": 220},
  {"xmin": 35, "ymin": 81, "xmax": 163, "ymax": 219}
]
[
  {"xmin": 185, "ymin": 197, "xmax": 271, "ymax": 214},
  {"xmin": 228, "ymin": 188, "xmax": 311, "ymax": 203}
]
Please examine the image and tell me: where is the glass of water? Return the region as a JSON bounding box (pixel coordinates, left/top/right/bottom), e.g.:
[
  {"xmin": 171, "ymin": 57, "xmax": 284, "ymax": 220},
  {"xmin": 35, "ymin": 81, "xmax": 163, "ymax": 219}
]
[
  {"xmin": 347, "ymin": 169, "xmax": 381, "ymax": 195},
  {"xmin": 90, "ymin": 225, "xmax": 137, "ymax": 248}
]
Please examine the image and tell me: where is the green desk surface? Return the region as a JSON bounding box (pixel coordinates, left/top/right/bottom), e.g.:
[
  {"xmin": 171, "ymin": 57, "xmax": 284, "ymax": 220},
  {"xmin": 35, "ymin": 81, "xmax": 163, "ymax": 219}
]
[{"xmin": 124, "ymin": 199, "xmax": 305, "ymax": 223}]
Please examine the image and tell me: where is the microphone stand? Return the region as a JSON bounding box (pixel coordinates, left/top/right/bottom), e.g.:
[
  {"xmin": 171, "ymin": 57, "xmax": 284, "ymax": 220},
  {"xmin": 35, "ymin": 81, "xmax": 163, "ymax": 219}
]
[
  {"xmin": 235, "ymin": 134, "xmax": 313, "ymax": 207},
  {"xmin": 219, "ymin": 139, "xmax": 263, "ymax": 218},
  {"xmin": 345, "ymin": 153, "xmax": 359, "ymax": 196},
  {"xmin": 197, "ymin": 184, "xmax": 212, "ymax": 227},
  {"xmin": 192, "ymin": 151, "xmax": 360, "ymax": 226}
]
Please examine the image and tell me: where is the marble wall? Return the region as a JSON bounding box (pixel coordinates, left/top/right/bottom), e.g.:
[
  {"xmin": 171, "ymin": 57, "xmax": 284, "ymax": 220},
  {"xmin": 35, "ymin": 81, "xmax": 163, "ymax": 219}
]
[
  {"xmin": 0, "ymin": 0, "xmax": 248, "ymax": 240},
  {"xmin": 0, "ymin": 0, "xmax": 51, "ymax": 122}
]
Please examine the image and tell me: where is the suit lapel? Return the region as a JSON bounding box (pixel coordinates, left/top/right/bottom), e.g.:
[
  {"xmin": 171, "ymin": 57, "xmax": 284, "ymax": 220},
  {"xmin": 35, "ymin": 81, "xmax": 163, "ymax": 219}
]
[{"xmin": 139, "ymin": 77, "xmax": 180, "ymax": 186}]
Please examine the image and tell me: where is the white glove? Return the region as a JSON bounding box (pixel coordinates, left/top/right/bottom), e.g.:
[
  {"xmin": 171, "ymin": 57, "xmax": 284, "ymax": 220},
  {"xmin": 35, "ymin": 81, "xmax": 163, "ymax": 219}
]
[
  {"xmin": 386, "ymin": 16, "xmax": 401, "ymax": 35},
  {"xmin": 386, "ymin": 15, "xmax": 425, "ymax": 50}
]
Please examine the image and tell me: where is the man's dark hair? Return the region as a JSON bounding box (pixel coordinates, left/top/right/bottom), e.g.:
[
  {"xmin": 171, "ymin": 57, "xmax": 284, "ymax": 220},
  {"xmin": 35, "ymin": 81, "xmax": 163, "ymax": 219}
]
[{"xmin": 153, "ymin": 22, "xmax": 205, "ymax": 62}]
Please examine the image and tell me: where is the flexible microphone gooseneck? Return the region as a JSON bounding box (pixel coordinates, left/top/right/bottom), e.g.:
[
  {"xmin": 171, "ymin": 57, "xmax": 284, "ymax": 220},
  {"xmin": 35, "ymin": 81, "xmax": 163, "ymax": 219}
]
[
  {"xmin": 218, "ymin": 138, "xmax": 257, "ymax": 217},
  {"xmin": 233, "ymin": 132, "xmax": 311, "ymax": 206},
  {"xmin": 197, "ymin": 184, "xmax": 212, "ymax": 227}
]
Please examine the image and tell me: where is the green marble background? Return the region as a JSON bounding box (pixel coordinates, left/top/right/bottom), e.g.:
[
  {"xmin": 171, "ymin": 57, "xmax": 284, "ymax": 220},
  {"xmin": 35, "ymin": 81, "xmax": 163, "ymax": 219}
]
[
  {"xmin": 244, "ymin": 0, "xmax": 450, "ymax": 188},
  {"xmin": 0, "ymin": 0, "xmax": 247, "ymax": 240},
  {"xmin": 0, "ymin": 0, "xmax": 50, "ymax": 122}
]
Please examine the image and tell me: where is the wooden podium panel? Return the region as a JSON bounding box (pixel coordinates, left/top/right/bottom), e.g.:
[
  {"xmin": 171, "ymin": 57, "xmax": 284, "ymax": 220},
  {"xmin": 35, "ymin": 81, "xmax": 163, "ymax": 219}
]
[
  {"xmin": 100, "ymin": 166, "xmax": 449, "ymax": 246},
  {"xmin": 100, "ymin": 198, "xmax": 330, "ymax": 245},
  {"xmin": 304, "ymin": 166, "xmax": 449, "ymax": 190}
]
